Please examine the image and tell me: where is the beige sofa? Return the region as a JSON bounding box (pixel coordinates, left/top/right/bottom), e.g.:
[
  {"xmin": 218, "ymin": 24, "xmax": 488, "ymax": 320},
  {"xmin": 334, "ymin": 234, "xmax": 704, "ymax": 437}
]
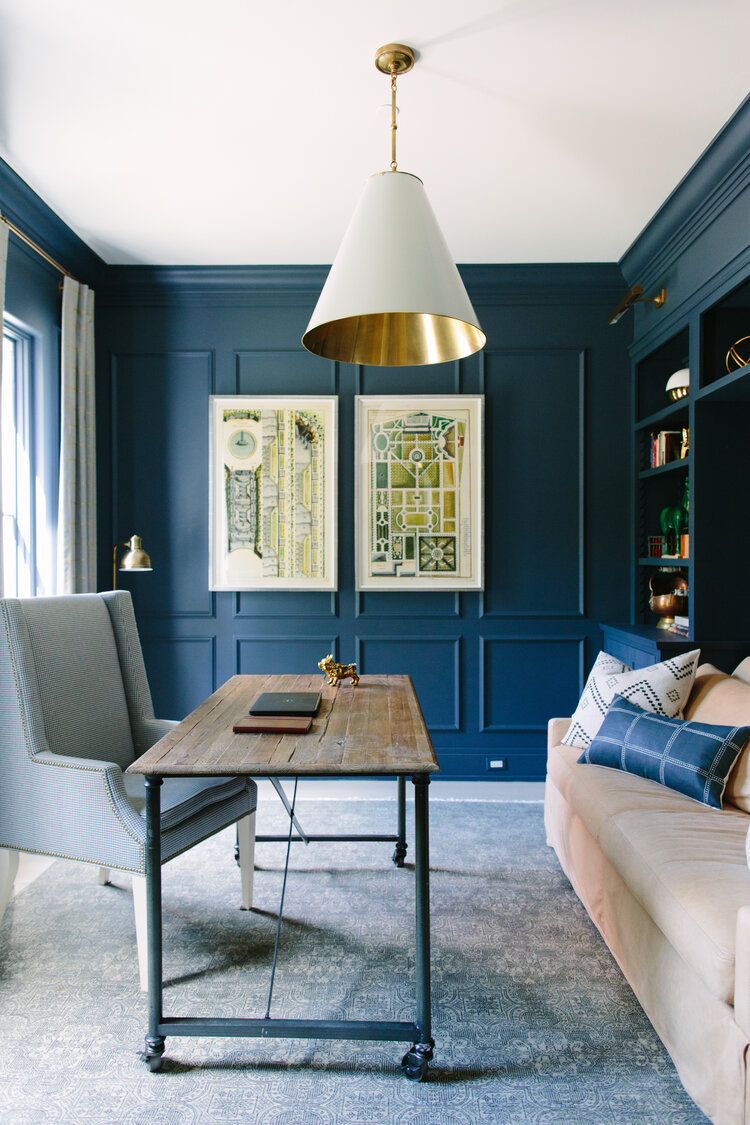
[{"xmin": 545, "ymin": 658, "xmax": 750, "ymax": 1125}]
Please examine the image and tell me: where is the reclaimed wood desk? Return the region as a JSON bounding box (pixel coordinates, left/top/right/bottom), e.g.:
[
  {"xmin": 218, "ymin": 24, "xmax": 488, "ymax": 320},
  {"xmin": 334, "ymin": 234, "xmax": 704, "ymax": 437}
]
[{"xmin": 127, "ymin": 673, "xmax": 440, "ymax": 1080}]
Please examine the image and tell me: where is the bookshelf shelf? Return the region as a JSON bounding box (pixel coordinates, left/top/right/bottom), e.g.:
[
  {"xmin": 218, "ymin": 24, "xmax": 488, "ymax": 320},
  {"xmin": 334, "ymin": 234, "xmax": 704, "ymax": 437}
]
[
  {"xmin": 639, "ymin": 457, "xmax": 690, "ymax": 481},
  {"xmin": 637, "ymin": 557, "xmax": 690, "ymax": 566}
]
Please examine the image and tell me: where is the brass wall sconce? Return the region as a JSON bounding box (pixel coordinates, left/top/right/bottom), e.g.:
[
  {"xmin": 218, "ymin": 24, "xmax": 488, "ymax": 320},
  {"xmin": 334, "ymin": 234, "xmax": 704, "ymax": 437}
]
[
  {"xmin": 112, "ymin": 534, "xmax": 153, "ymax": 589},
  {"xmin": 607, "ymin": 284, "xmax": 667, "ymax": 326}
]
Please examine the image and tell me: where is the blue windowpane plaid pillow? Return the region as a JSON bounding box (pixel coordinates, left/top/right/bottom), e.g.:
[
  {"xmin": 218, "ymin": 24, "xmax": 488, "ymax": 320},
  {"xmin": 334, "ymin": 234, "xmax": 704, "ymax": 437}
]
[{"xmin": 578, "ymin": 694, "xmax": 750, "ymax": 808}]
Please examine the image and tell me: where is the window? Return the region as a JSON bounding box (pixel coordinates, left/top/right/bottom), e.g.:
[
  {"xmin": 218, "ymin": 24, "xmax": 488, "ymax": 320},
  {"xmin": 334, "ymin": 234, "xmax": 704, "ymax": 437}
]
[{"xmin": 2, "ymin": 320, "xmax": 36, "ymax": 597}]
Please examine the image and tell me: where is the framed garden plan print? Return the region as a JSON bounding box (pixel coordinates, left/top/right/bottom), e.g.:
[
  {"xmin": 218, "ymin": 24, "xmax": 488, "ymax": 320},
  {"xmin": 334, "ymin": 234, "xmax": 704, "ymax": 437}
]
[
  {"xmin": 209, "ymin": 396, "xmax": 337, "ymax": 590},
  {"xmin": 355, "ymin": 395, "xmax": 483, "ymax": 591}
]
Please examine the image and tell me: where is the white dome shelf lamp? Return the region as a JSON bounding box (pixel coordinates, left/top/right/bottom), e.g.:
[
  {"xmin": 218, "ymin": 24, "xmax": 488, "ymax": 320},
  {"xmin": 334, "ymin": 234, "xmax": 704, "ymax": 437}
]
[{"xmin": 302, "ymin": 43, "xmax": 486, "ymax": 367}]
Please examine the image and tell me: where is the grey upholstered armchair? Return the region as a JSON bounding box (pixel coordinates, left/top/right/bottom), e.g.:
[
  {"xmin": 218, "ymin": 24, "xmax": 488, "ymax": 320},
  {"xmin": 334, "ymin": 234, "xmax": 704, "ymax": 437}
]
[{"xmin": 0, "ymin": 590, "xmax": 257, "ymax": 990}]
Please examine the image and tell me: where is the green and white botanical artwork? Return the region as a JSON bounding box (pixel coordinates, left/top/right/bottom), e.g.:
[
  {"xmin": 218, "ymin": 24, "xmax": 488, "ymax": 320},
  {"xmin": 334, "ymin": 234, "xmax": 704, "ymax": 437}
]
[
  {"xmin": 210, "ymin": 397, "xmax": 337, "ymax": 590},
  {"xmin": 356, "ymin": 397, "xmax": 483, "ymax": 590}
]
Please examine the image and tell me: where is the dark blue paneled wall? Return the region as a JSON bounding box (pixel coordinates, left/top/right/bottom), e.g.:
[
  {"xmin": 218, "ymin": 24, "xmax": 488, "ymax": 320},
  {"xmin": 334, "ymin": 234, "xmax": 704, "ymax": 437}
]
[
  {"xmin": 1, "ymin": 155, "xmax": 634, "ymax": 781},
  {"xmin": 97, "ymin": 264, "xmax": 631, "ymax": 781}
]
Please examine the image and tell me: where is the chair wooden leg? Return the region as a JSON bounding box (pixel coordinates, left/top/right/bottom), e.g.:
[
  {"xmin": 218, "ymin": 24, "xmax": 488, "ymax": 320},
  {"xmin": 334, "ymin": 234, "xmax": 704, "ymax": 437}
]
[
  {"xmin": 237, "ymin": 812, "xmax": 256, "ymax": 910},
  {"xmin": 132, "ymin": 873, "xmax": 149, "ymax": 992},
  {"xmin": 0, "ymin": 849, "xmax": 19, "ymax": 925},
  {"xmin": 98, "ymin": 866, "xmax": 110, "ymax": 885}
]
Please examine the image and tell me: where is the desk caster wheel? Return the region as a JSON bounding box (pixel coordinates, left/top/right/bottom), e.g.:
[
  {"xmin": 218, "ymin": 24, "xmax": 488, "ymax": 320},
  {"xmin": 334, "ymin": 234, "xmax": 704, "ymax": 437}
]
[
  {"xmin": 142, "ymin": 1036, "xmax": 165, "ymax": 1072},
  {"xmin": 400, "ymin": 1041, "xmax": 433, "ymax": 1081}
]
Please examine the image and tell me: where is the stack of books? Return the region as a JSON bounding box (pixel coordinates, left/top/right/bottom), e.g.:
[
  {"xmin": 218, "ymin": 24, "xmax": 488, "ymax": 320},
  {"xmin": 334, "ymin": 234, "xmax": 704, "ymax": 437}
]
[
  {"xmin": 669, "ymin": 615, "xmax": 690, "ymax": 637},
  {"xmin": 232, "ymin": 692, "xmax": 321, "ymax": 734},
  {"xmin": 650, "ymin": 430, "xmax": 685, "ymax": 467}
]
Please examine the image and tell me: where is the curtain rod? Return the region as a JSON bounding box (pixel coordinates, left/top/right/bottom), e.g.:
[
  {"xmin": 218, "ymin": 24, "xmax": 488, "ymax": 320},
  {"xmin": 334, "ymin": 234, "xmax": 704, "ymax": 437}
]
[{"xmin": 1, "ymin": 212, "xmax": 76, "ymax": 282}]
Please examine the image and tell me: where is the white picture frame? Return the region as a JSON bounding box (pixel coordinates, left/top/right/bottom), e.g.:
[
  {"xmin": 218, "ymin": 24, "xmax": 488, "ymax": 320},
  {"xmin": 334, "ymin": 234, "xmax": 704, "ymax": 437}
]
[
  {"xmin": 355, "ymin": 395, "xmax": 484, "ymax": 591},
  {"xmin": 209, "ymin": 395, "xmax": 337, "ymax": 591}
]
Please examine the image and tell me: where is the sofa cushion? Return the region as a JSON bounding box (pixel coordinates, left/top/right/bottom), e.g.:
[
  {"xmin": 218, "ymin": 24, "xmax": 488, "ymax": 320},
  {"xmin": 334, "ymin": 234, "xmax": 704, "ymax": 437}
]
[
  {"xmin": 732, "ymin": 656, "xmax": 750, "ymax": 684},
  {"xmin": 579, "ymin": 695, "xmax": 750, "ymax": 808},
  {"xmin": 548, "ymin": 741, "xmax": 750, "ymax": 1005},
  {"xmin": 685, "ymin": 665, "xmax": 750, "ymax": 813},
  {"xmin": 561, "ymin": 648, "xmax": 700, "ymax": 749}
]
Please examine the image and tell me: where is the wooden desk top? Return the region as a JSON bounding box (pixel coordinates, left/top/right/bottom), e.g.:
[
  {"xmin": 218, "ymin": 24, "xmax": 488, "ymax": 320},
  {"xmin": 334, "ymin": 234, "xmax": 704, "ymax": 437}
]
[{"xmin": 127, "ymin": 674, "xmax": 439, "ymax": 778}]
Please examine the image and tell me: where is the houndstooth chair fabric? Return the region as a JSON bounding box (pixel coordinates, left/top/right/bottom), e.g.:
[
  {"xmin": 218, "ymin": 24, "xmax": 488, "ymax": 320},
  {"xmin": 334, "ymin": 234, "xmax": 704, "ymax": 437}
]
[{"xmin": 0, "ymin": 591, "xmax": 257, "ymax": 874}]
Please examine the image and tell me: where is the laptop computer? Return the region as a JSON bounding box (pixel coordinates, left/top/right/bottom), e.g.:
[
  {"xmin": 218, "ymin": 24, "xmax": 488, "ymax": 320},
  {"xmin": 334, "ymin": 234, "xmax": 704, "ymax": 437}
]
[{"xmin": 248, "ymin": 691, "xmax": 321, "ymax": 717}]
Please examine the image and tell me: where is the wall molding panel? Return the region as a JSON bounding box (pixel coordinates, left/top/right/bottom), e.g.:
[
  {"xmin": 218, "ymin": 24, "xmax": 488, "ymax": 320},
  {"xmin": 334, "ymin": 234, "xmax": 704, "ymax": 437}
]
[
  {"xmin": 234, "ymin": 348, "xmax": 338, "ymax": 395},
  {"xmin": 355, "ymin": 635, "xmax": 462, "ymax": 733},
  {"xmin": 234, "ymin": 592, "xmax": 339, "ymax": 619},
  {"xmin": 479, "ymin": 347, "xmax": 586, "ymax": 620},
  {"xmin": 479, "ymin": 635, "xmax": 585, "ymax": 733},
  {"xmin": 111, "ymin": 350, "xmax": 216, "ymax": 620},
  {"xmin": 355, "ymin": 592, "xmax": 462, "ymax": 619},
  {"xmin": 139, "ymin": 636, "xmax": 217, "ymax": 717},
  {"xmin": 236, "ymin": 635, "xmax": 339, "ymax": 676}
]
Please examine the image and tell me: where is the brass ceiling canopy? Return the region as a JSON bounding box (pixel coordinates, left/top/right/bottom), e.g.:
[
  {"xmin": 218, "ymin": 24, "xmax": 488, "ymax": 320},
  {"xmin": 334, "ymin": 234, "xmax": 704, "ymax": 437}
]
[
  {"xmin": 302, "ymin": 42, "xmax": 485, "ymax": 367},
  {"xmin": 374, "ymin": 43, "xmax": 415, "ymax": 77}
]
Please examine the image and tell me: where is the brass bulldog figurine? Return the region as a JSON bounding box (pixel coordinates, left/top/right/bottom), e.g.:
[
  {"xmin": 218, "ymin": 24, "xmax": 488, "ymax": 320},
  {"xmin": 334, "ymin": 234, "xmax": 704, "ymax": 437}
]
[{"xmin": 318, "ymin": 654, "xmax": 359, "ymax": 687}]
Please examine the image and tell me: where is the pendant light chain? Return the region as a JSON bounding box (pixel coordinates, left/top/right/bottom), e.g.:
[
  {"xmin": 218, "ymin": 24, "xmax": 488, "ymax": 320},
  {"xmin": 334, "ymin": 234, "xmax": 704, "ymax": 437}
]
[{"xmin": 390, "ymin": 71, "xmax": 398, "ymax": 171}]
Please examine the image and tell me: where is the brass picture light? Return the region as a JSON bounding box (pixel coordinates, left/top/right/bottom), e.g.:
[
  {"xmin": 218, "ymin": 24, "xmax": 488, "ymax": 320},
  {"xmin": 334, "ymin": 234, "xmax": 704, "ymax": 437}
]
[
  {"xmin": 608, "ymin": 284, "xmax": 667, "ymax": 326},
  {"xmin": 112, "ymin": 534, "xmax": 153, "ymax": 590}
]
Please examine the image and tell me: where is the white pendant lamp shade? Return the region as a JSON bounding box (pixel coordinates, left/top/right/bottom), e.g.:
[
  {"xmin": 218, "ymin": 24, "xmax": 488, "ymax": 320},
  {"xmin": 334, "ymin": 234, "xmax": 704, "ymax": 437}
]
[{"xmin": 302, "ymin": 171, "xmax": 485, "ymax": 367}]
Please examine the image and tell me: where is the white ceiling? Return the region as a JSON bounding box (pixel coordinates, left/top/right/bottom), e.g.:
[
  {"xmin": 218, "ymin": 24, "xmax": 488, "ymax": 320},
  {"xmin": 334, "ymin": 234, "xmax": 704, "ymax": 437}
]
[{"xmin": 1, "ymin": 0, "xmax": 749, "ymax": 267}]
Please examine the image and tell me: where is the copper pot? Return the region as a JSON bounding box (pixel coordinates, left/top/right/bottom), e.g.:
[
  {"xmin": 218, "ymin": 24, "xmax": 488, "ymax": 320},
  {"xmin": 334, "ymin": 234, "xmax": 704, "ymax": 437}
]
[
  {"xmin": 648, "ymin": 591, "xmax": 687, "ymax": 627},
  {"xmin": 649, "ymin": 571, "xmax": 688, "ymax": 628}
]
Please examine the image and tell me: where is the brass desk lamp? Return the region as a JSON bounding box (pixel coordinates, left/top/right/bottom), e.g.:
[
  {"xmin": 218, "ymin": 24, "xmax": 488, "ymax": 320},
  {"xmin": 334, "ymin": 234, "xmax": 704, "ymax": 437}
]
[{"xmin": 112, "ymin": 535, "xmax": 152, "ymax": 589}]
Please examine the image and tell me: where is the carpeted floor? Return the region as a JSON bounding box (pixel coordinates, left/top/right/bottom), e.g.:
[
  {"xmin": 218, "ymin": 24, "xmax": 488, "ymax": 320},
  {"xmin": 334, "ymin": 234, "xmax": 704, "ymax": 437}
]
[{"xmin": 0, "ymin": 800, "xmax": 708, "ymax": 1124}]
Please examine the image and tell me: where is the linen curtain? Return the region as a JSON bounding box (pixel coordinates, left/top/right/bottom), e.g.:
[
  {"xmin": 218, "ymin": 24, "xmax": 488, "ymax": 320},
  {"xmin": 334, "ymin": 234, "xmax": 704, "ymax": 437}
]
[
  {"xmin": 0, "ymin": 219, "xmax": 9, "ymax": 597},
  {"xmin": 57, "ymin": 276, "xmax": 97, "ymax": 593},
  {"xmin": 0, "ymin": 219, "xmax": 18, "ymax": 910}
]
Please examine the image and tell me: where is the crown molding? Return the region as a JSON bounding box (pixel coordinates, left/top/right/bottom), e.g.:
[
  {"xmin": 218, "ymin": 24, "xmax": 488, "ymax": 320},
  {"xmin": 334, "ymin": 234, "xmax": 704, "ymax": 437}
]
[
  {"xmin": 460, "ymin": 262, "xmax": 625, "ymax": 305},
  {"xmin": 619, "ymin": 93, "xmax": 750, "ymax": 290},
  {"xmin": 0, "ymin": 157, "xmax": 105, "ymax": 285},
  {"xmin": 99, "ymin": 261, "xmax": 625, "ymax": 308},
  {"xmin": 98, "ymin": 264, "xmax": 329, "ymax": 307}
]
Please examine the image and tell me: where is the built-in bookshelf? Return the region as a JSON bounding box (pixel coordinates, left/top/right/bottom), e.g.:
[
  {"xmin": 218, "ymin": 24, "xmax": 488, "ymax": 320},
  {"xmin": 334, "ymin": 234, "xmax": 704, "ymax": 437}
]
[
  {"xmin": 633, "ymin": 330, "xmax": 690, "ymax": 638},
  {"xmin": 609, "ymin": 275, "xmax": 750, "ymax": 666}
]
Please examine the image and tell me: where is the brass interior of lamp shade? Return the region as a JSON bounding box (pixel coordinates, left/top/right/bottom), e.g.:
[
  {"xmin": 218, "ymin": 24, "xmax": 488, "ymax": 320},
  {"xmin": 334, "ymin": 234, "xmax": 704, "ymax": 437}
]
[{"xmin": 302, "ymin": 312, "xmax": 486, "ymax": 367}]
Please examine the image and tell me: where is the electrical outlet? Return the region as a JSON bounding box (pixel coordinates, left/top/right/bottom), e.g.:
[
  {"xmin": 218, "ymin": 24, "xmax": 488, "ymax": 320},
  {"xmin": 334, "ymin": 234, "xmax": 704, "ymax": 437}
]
[{"xmin": 488, "ymin": 758, "xmax": 507, "ymax": 771}]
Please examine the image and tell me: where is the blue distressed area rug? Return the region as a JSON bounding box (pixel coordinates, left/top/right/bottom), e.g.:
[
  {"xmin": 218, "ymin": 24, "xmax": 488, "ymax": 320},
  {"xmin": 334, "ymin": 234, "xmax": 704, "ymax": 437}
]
[{"xmin": 0, "ymin": 800, "xmax": 707, "ymax": 1124}]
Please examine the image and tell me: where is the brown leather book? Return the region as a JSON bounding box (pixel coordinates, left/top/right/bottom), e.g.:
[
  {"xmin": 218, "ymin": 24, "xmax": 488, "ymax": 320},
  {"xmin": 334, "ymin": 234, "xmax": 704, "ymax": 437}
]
[{"xmin": 232, "ymin": 715, "xmax": 312, "ymax": 735}]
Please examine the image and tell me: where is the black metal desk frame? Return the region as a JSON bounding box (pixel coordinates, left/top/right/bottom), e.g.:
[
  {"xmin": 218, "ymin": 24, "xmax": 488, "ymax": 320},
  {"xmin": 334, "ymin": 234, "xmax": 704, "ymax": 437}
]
[
  {"xmin": 141, "ymin": 772, "xmax": 433, "ymax": 1080},
  {"xmin": 253, "ymin": 774, "xmax": 408, "ymax": 867}
]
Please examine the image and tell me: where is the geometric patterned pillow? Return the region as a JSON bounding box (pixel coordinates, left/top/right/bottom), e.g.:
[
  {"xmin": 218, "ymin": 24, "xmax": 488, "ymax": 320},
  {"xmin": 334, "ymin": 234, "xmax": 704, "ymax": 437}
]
[
  {"xmin": 561, "ymin": 648, "xmax": 701, "ymax": 749},
  {"xmin": 578, "ymin": 694, "xmax": 750, "ymax": 808}
]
